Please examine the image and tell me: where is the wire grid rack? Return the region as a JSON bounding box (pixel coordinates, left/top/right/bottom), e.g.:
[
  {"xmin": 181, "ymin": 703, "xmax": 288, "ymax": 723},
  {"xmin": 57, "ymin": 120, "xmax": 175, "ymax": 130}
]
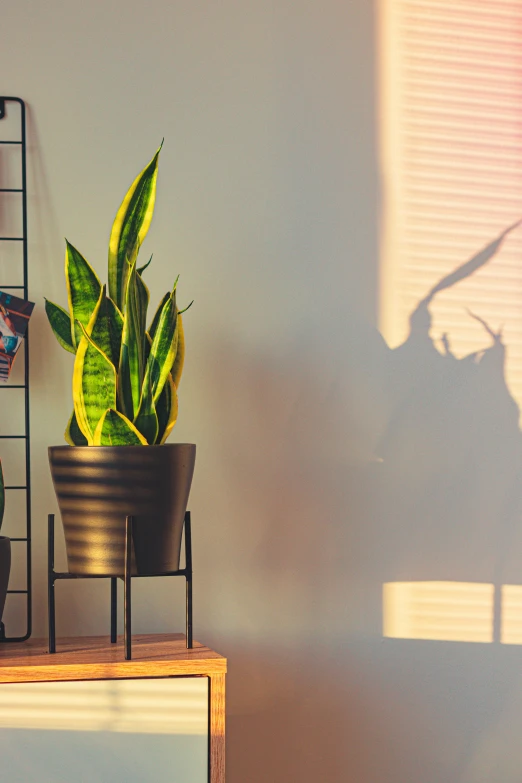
[{"xmin": 0, "ymin": 96, "xmax": 32, "ymax": 641}]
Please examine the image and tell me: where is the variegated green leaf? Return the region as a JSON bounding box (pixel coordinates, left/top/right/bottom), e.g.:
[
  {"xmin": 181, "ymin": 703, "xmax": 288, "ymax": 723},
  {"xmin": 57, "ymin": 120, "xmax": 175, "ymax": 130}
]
[
  {"xmin": 105, "ymin": 295, "xmax": 124, "ymax": 367},
  {"xmin": 84, "ymin": 285, "xmax": 115, "ymax": 366},
  {"xmin": 144, "ymin": 331, "xmax": 152, "ymax": 368},
  {"xmin": 73, "ymin": 299, "xmax": 117, "ymax": 444},
  {"xmin": 45, "ymin": 299, "xmax": 75, "ymax": 354},
  {"xmin": 118, "ymin": 260, "xmax": 149, "ymax": 419},
  {"xmin": 93, "ymin": 408, "xmax": 147, "ymax": 446},
  {"xmin": 171, "ymin": 312, "xmax": 185, "ymax": 388},
  {"xmin": 148, "ymin": 292, "xmax": 170, "ymax": 342},
  {"xmin": 65, "ymin": 409, "xmax": 88, "ymax": 446},
  {"xmin": 137, "ymin": 254, "xmax": 153, "ymax": 276},
  {"xmin": 108, "ymin": 145, "xmax": 162, "ymax": 310},
  {"xmin": 141, "ymin": 291, "xmax": 178, "ymax": 405},
  {"xmin": 65, "ymin": 240, "xmax": 102, "ymax": 349},
  {"xmin": 156, "ymin": 373, "xmax": 178, "ymax": 444},
  {"xmin": 133, "ymin": 374, "xmax": 159, "ymax": 444}
]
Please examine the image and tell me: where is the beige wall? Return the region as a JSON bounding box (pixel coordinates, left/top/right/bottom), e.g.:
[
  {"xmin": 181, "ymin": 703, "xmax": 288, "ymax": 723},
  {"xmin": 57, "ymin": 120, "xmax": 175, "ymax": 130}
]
[{"xmin": 4, "ymin": 1, "xmax": 521, "ymax": 782}]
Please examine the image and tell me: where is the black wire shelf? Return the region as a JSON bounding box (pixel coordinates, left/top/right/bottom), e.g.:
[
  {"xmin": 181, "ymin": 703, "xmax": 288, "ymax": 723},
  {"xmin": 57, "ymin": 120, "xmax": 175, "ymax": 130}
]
[
  {"xmin": 0, "ymin": 96, "xmax": 32, "ymax": 643},
  {"xmin": 48, "ymin": 512, "xmax": 194, "ymax": 660}
]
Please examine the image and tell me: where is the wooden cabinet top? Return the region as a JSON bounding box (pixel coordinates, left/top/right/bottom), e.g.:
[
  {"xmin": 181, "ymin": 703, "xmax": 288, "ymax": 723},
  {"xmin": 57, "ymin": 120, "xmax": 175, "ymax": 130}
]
[{"xmin": 0, "ymin": 634, "xmax": 226, "ymax": 683}]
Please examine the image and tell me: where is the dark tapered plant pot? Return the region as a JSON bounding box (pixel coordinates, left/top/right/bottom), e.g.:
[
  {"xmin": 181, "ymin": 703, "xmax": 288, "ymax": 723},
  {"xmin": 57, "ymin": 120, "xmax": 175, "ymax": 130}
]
[
  {"xmin": 48, "ymin": 444, "xmax": 196, "ymax": 576},
  {"xmin": 0, "ymin": 536, "xmax": 11, "ymax": 625}
]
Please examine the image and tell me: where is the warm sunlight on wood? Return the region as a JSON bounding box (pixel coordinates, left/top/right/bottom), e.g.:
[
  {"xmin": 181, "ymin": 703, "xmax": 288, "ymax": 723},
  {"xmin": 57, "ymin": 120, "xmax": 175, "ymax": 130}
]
[
  {"xmin": 383, "ymin": 581, "xmax": 494, "ymax": 642},
  {"xmin": 379, "ymin": 0, "xmax": 522, "ymax": 410}
]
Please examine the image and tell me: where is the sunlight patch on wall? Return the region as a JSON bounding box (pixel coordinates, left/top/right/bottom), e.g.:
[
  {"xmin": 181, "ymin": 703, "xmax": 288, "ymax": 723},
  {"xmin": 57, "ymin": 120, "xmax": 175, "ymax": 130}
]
[
  {"xmin": 501, "ymin": 585, "xmax": 522, "ymax": 645},
  {"xmin": 384, "ymin": 582, "xmax": 522, "ymax": 644},
  {"xmin": 383, "ymin": 581, "xmax": 494, "ymax": 642},
  {"xmin": 379, "ymin": 0, "xmax": 522, "ymax": 409}
]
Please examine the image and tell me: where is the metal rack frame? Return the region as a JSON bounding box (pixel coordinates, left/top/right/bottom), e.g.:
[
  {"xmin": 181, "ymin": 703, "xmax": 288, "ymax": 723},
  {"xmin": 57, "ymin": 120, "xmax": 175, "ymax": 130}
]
[
  {"xmin": 0, "ymin": 96, "xmax": 31, "ymax": 642},
  {"xmin": 48, "ymin": 511, "xmax": 193, "ymax": 660}
]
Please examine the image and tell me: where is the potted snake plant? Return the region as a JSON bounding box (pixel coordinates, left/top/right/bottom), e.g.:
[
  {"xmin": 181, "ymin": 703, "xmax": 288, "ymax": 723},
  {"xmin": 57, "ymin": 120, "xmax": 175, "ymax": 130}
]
[
  {"xmin": 44, "ymin": 146, "xmax": 195, "ymax": 576},
  {"xmin": 0, "ymin": 462, "xmax": 9, "ymax": 625}
]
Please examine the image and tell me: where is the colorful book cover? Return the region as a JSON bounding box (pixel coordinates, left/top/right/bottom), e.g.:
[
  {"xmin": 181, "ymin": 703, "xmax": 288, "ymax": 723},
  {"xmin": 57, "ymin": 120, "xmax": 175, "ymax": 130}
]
[{"xmin": 0, "ymin": 290, "xmax": 35, "ymax": 381}]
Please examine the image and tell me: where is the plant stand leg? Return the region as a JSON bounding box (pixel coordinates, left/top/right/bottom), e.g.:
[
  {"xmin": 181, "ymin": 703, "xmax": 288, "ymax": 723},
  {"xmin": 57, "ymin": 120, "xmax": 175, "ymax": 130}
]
[
  {"xmin": 184, "ymin": 511, "xmax": 193, "ymax": 649},
  {"xmin": 124, "ymin": 516, "xmax": 132, "ymax": 660},
  {"xmin": 48, "ymin": 514, "xmax": 56, "ymax": 654},
  {"xmin": 110, "ymin": 578, "xmax": 117, "ymax": 643}
]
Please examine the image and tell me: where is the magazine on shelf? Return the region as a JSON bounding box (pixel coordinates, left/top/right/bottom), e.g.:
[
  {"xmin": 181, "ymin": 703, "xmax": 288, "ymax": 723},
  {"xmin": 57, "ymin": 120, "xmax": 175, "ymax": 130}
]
[{"xmin": 0, "ymin": 290, "xmax": 35, "ymax": 382}]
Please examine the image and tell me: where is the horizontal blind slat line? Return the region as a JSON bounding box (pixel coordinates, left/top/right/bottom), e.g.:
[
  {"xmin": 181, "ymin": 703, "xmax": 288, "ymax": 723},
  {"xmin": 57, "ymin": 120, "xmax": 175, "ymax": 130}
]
[
  {"xmin": 402, "ymin": 111, "xmax": 522, "ymax": 130},
  {"xmin": 400, "ymin": 21, "xmax": 522, "ymax": 40},
  {"xmin": 401, "ymin": 34, "xmax": 522, "ymax": 57},
  {"xmin": 404, "ymin": 52, "xmax": 522, "ymax": 76},
  {"xmin": 402, "ymin": 55, "xmax": 522, "ymax": 77},
  {"xmin": 403, "ymin": 173, "xmax": 522, "ymax": 189},
  {"xmin": 404, "ymin": 78, "xmax": 522, "ymax": 101},
  {"xmin": 401, "ymin": 236, "xmax": 522, "ymax": 250},
  {"xmin": 402, "ymin": 129, "xmax": 522, "ymax": 149},
  {"xmin": 402, "ymin": 200, "xmax": 522, "ymax": 218},
  {"xmin": 399, "ymin": 249, "xmax": 522, "ymax": 264},
  {"xmin": 400, "ymin": 183, "xmax": 522, "ymax": 202},
  {"xmin": 401, "ymin": 64, "xmax": 520, "ymax": 88},
  {"xmin": 401, "ymin": 0, "xmax": 522, "ymax": 19},
  {"xmin": 402, "ymin": 225, "xmax": 522, "ymax": 240},
  {"xmin": 403, "ymin": 151, "xmax": 522, "ymax": 170},
  {"xmin": 401, "ymin": 276, "xmax": 522, "ymax": 294},
  {"xmin": 402, "ymin": 122, "xmax": 522, "ymax": 143},
  {"xmin": 401, "ymin": 266, "xmax": 522, "ymax": 282},
  {"xmin": 404, "ymin": 145, "xmax": 522, "ymax": 162},
  {"xmin": 400, "ymin": 13, "xmax": 520, "ymax": 36},
  {"xmin": 402, "ymin": 89, "xmax": 522, "ymax": 115}
]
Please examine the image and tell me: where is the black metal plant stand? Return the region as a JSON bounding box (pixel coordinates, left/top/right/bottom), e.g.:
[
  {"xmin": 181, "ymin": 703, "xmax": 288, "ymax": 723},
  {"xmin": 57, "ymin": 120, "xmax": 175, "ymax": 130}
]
[
  {"xmin": 47, "ymin": 512, "xmax": 193, "ymax": 660},
  {"xmin": 0, "ymin": 97, "xmax": 32, "ymax": 642}
]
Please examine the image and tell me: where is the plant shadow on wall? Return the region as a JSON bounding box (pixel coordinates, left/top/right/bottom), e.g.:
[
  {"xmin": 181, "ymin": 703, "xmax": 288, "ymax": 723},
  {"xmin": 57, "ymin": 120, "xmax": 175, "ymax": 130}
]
[{"xmin": 214, "ymin": 221, "xmax": 522, "ymax": 783}]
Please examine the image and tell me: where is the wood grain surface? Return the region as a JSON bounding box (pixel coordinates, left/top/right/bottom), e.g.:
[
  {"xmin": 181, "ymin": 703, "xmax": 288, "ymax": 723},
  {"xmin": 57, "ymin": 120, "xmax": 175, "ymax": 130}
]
[
  {"xmin": 0, "ymin": 634, "xmax": 226, "ymax": 683},
  {"xmin": 210, "ymin": 672, "xmax": 226, "ymax": 783}
]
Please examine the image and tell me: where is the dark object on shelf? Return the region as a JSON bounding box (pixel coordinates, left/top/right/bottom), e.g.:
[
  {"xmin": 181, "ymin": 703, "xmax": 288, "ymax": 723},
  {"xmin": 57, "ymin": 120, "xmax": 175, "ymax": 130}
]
[
  {"xmin": 0, "ymin": 536, "xmax": 11, "ymax": 629},
  {"xmin": 48, "ymin": 443, "xmax": 196, "ymax": 575},
  {"xmin": 48, "ymin": 511, "xmax": 193, "ymax": 660},
  {"xmin": 0, "ymin": 96, "xmax": 32, "ymax": 642}
]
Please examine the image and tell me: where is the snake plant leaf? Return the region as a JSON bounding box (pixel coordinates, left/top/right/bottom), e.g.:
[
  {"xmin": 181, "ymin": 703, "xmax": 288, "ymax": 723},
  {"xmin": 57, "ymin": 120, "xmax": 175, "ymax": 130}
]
[
  {"xmin": 142, "ymin": 291, "xmax": 178, "ymax": 404},
  {"xmin": 171, "ymin": 312, "xmax": 185, "ymax": 388},
  {"xmin": 108, "ymin": 145, "xmax": 162, "ymax": 310},
  {"xmin": 157, "ymin": 373, "xmax": 178, "ymax": 444},
  {"xmin": 73, "ymin": 307, "xmax": 117, "ymax": 444},
  {"xmin": 0, "ymin": 460, "xmax": 5, "ymax": 531},
  {"xmin": 86, "ymin": 285, "xmax": 116, "ymax": 365},
  {"xmin": 65, "ymin": 240, "xmax": 102, "ymax": 349},
  {"xmin": 93, "ymin": 408, "xmax": 148, "ymax": 446},
  {"xmin": 118, "ymin": 260, "xmax": 149, "ymax": 419},
  {"xmin": 148, "ymin": 292, "xmax": 170, "ymax": 342},
  {"xmin": 144, "ymin": 331, "xmax": 152, "ymax": 364},
  {"xmin": 105, "ymin": 295, "xmax": 124, "ymax": 367},
  {"xmin": 137, "ymin": 254, "xmax": 153, "ymax": 276},
  {"xmin": 44, "ymin": 298, "xmax": 75, "ymax": 354},
  {"xmin": 64, "ymin": 409, "xmax": 88, "ymax": 446},
  {"xmin": 133, "ymin": 374, "xmax": 159, "ymax": 445}
]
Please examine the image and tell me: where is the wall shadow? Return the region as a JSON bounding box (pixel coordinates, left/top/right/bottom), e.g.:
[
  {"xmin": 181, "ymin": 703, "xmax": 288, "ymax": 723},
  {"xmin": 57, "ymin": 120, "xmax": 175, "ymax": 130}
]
[{"xmin": 199, "ymin": 221, "xmax": 522, "ymax": 783}]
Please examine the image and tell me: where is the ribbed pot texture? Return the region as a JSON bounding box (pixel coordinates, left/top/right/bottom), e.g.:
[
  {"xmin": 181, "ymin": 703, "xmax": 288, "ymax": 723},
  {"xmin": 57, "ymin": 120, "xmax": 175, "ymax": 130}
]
[
  {"xmin": 0, "ymin": 537, "xmax": 11, "ymax": 624},
  {"xmin": 48, "ymin": 444, "xmax": 196, "ymax": 576}
]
